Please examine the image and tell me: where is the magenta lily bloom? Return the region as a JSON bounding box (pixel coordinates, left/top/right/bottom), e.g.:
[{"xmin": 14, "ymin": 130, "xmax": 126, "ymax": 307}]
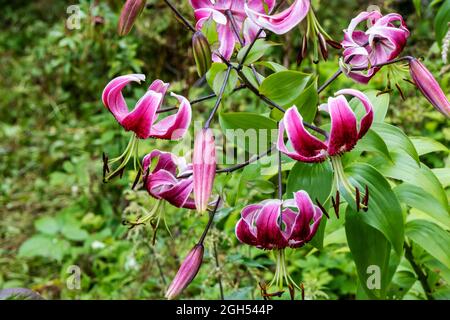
[
  {"xmin": 236, "ymin": 190, "xmax": 322, "ymax": 250},
  {"xmin": 245, "ymin": 0, "xmax": 310, "ymax": 34},
  {"xmin": 102, "ymin": 74, "xmax": 192, "ymax": 139},
  {"xmin": 165, "ymin": 244, "xmax": 204, "ymax": 300},
  {"xmin": 409, "ymin": 58, "xmax": 450, "ymax": 118},
  {"xmin": 142, "ymin": 150, "xmax": 196, "ymax": 210},
  {"xmin": 277, "ymin": 89, "xmax": 373, "ymax": 162},
  {"xmin": 190, "ymin": 0, "xmax": 276, "ymax": 61},
  {"xmin": 341, "ymin": 11, "xmax": 409, "ymax": 83},
  {"xmin": 193, "ymin": 129, "xmax": 216, "ymax": 213}
]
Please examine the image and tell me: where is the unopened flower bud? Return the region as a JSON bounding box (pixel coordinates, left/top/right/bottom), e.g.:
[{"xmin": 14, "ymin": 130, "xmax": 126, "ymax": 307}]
[
  {"xmin": 192, "ymin": 31, "xmax": 212, "ymax": 77},
  {"xmin": 409, "ymin": 58, "xmax": 450, "ymax": 117},
  {"xmin": 318, "ymin": 33, "xmax": 328, "ymax": 61},
  {"xmin": 118, "ymin": 0, "xmax": 147, "ymax": 36},
  {"xmin": 165, "ymin": 244, "xmax": 204, "ymax": 300},
  {"xmin": 193, "ymin": 129, "xmax": 216, "ymax": 213}
]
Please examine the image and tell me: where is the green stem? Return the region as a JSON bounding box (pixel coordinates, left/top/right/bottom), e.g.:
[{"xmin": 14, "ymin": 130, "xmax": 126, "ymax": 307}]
[{"xmin": 404, "ymin": 242, "xmax": 434, "ymax": 300}]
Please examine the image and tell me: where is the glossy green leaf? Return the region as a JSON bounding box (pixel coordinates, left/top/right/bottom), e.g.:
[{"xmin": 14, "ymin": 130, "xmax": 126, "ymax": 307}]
[
  {"xmin": 434, "ymin": 0, "xmax": 450, "ymax": 46},
  {"xmin": 345, "ymin": 208, "xmax": 392, "ymax": 299},
  {"xmin": 206, "ymin": 62, "xmax": 238, "ymax": 97},
  {"xmin": 432, "ymin": 168, "xmax": 450, "ymax": 188},
  {"xmin": 353, "ymin": 129, "xmax": 392, "ymax": 160},
  {"xmin": 237, "ymin": 40, "xmax": 279, "ymax": 65},
  {"xmin": 371, "ymin": 122, "xmax": 420, "ymax": 165},
  {"xmin": 406, "ymin": 219, "xmax": 450, "ymax": 267},
  {"xmin": 259, "ymin": 71, "xmax": 312, "ymax": 107},
  {"xmin": 395, "ymin": 183, "xmax": 450, "ymax": 229},
  {"xmin": 255, "ymin": 61, "xmax": 288, "ymax": 73},
  {"xmin": 410, "ymin": 137, "xmax": 448, "ymax": 156},
  {"xmin": 345, "ymin": 163, "xmax": 404, "ymax": 254}
]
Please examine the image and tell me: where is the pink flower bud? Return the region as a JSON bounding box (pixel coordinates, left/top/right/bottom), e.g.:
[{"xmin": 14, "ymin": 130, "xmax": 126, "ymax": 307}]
[
  {"xmin": 165, "ymin": 244, "xmax": 204, "ymax": 300},
  {"xmin": 409, "ymin": 58, "xmax": 450, "ymax": 118},
  {"xmin": 193, "ymin": 129, "xmax": 216, "ymax": 213},
  {"xmin": 118, "ymin": 0, "xmax": 146, "ymax": 36}
]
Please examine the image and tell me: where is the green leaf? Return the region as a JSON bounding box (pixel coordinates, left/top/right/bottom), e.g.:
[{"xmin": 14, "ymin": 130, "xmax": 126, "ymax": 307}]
[
  {"xmin": 371, "ymin": 122, "xmax": 420, "ymax": 165},
  {"xmin": 286, "ymin": 161, "xmax": 333, "ymax": 249},
  {"xmin": 345, "ymin": 163, "xmax": 404, "ymax": 254},
  {"xmin": 35, "ymin": 216, "xmax": 59, "ymax": 235},
  {"xmin": 345, "ymin": 208, "xmax": 392, "ymax": 299},
  {"xmin": 395, "ymin": 183, "xmax": 450, "ymax": 229},
  {"xmin": 291, "ymin": 77, "xmax": 318, "ymax": 123},
  {"xmin": 259, "ymin": 71, "xmax": 312, "ymax": 107},
  {"xmin": 61, "ymin": 224, "xmax": 89, "ymax": 241},
  {"xmin": 432, "ymin": 168, "xmax": 450, "ymax": 188},
  {"xmin": 413, "ymin": 0, "xmax": 422, "ymax": 17},
  {"xmin": 237, "ymin": 40, "xmax": 279, "ymax": 65},
  {"xmin": 435, "ymin": 0, "xmax": 450, "ymax": 47},
  {"xmin": 353, "ymin": 129, "xmax": 392, "ymax": 161},
  {"xmin": 241, "ymin": 66, "xmax": 263, "ymax": 89},
  {"xmin": 406, "ymin": 219, "xmax": 450, "ymax": 266},
  {"xmin": 410, "ymin": 137, "xmax": 448, "ymax": 156},
  {"xmin": 219, "ymin": 112, "xmax": 277, "ymax": 150},
  {"xmin": 286, "ymin": 161, "xmax": 333, "ymax": 202},
  {"xmin": 18, "ymin": 236, "xmax": 69, "ymax": 261},
  {"xmin": 206, "ymin": 63, "xmax": 238, "ymax": 97},
  {"xmin": 372, "ymin": 152, "xmax": 448, "ymax": 207},
  {"xmin": 255, "ymin": 61, "xmax": 288, "ymax": 73}
]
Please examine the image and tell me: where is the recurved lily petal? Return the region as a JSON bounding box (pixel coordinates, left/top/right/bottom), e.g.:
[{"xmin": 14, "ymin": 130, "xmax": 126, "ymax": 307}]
[
  {"xmin": 150, "ymin": 93, "xmax": 192, "ymax": 140},
  {"xmin": 324, "ymin": 95, "xmax": 358, "ymax": 156},
  {"xmin": 289, "ymin": 191, "xmax": 322, "ymax": 245},
  {"xmin": 254, "ymin": 200, "xmax": 288, "ymax": 249},
  {"xmin": 193, "ymin": 129, "xmax": 216, "ymax": 213},
  {"xmin": 335, "ymin": 89, "xmax": 374, "ymax": 139},
  {"xmin": 166, "ymin": 244, "xmax": 204, "ymax": 300},
  {"xmin": 143, "ymin": 150, "xmax": 196, "ymax": 210},
  {"xmin": 245, "ymin": 0, "xmax": 310, "ymax": 34},
  {"xmin": 409, "ymin": 58, "xmax": 450, "ymax": 117},
  {"xmin": 102, "ymin": 74, "xmax": 146, "ymax": 122},
  {"xmin": 235, "ymin": 204, "xmax": 261, "ymax": 246},
  {"xmin": 277, "ymin": 107, "xmax": 327, "ymax": 163}
]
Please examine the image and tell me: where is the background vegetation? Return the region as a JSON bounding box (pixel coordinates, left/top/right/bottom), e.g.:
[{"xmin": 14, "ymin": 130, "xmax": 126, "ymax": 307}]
[{"xmin": 0, "ymin": 0, "xmax": 448, "ymax": 299}]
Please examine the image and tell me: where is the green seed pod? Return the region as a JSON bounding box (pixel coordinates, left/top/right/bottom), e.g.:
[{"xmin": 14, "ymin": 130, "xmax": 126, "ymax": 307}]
[{"xmin": 192, "ymin": 31, "xmax": 212, "ymax": 77}]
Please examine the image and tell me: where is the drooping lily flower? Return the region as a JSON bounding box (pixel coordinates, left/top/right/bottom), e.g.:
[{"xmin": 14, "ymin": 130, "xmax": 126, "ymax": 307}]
[
  {"xmin": 165, "ymin": 244, "xmax": 204, "ymax": 300},
  {"xmin": 236, "ymin": 191, "xmax": 322, "ymax": 250},
  {"xmin": 189, "ymin": 0, "xmax": 276, "ymax": 61},
  {"xmin": 142, "ymin": 150, "xmax": 196, "ymax": 209},
  {"xmin": 341, "ymin": 11, "xmax": 410, "ymax": 83},
  {"xmin": 102, "ymin": 74, "xmax": 192, "ymax": 140},
  {"xmin": 409, "ymin": 58, "xmax": 450, "ymax": 118},
  {"xmin": 277, "ymin": 89, "xmax": 373, "ymax": 162},
  {"xmin": 236, "ymin": 190, "xmax": 322, "ymax": 297},
  {"xmin": 193, "ymin": 129, "xmax": 216, "ymax": 213},
  {"xmin": 245, "ymin": 0, "xmax": 310, "ymax": 35}
]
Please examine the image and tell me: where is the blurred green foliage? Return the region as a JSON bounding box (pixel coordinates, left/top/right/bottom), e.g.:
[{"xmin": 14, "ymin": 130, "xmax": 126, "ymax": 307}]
[{"xmin": 0, "ymin": 0, "xmax": 448, "ymax": 300}]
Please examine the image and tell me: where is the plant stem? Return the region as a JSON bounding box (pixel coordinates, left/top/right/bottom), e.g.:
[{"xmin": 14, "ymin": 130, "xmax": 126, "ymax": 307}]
[
  {"xmin": 163, "ymin": 0, "xmax": 196, "ymax": 33},
  {"xmin": 225, "ymin": 10, "xmax": 244, "ymax": 46},
  {"xmin": 204, "ymin": 66, "xmax": 232, "ymax": 129},
  {"xmin": 238, "ymin": 28, "xmax": 264, "ymax": 70},
  {"xmin": 213, "ymin": 241, "xmax": 225, "ymax": 300},
  {"xmin": 198, "ymin": 197, "xmax": 221, "ymax": 245},
  {"xmin": 190, "ymin": 85, "xmax": 246, "ymax": 106},
  {"xmin": 318, "ymin": 69, "xmax": 343, "ymax": 93},
  {"xmin": 404, "ymin": 242, "xmax": 434, "ymax": 300}
]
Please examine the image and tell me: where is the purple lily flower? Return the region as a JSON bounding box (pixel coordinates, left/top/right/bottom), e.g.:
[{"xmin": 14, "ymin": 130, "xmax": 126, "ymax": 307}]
[
  {"xmin": 142, "ymin": 150, "xmax": 196, "ymax": 210},
  {"xmin": 409, "ymin": 58, "xmax": 450, "ymax": 118},
  {"xmin": 165, "ymin": 244, "xmax": 204, "ymax": 300},
  {"xmin": 102, "ymin": 74, "xmax": 192, "ymax": 139},
  {"xmin": 277, "ymin": 89, "xmax": 373, "ymax": 162},
  {"xmin": 235, "ymin": 190, "xmax": 322, "ymax": 250},
  {"xmin": 245, "ymin": 0, "xmax": 310, "ymax": 35},
  {"xmin": 341, "ymin": 11, "xmax": 410, "ymax": 83},
  {"xmin": 190, "ymin": 0, "xmax": 276, "ymax": 61}
]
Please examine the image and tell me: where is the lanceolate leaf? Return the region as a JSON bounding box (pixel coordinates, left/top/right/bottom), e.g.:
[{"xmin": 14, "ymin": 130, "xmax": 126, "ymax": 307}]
[
  {"xmin": 345, "ymin": 208, "xmax": 393, "ymax": 299},
  {"xmin": 372, "ymin": 152, "xmax": 448, "ymax": 208},
  {"xmin": 410, "ymin": 137, "xmax": 449, "ymax": 156},
  {"xmin": 394, "ymin": 183, "xmax": 450, "ymax": 229},
  {"xmin": 371, "ymin": 122, "xmax": 420, "ymax": 165},
  {"xmin": 259, "ymin": 71, "xmax": 312, "ymax": 107},
  {"xmin": 406, "ymin": 219, "xmax": 450, "ymax": 267},
  {"xmin": 345, "ymin": 163, "xmax": 404, "ymax": 254}
]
